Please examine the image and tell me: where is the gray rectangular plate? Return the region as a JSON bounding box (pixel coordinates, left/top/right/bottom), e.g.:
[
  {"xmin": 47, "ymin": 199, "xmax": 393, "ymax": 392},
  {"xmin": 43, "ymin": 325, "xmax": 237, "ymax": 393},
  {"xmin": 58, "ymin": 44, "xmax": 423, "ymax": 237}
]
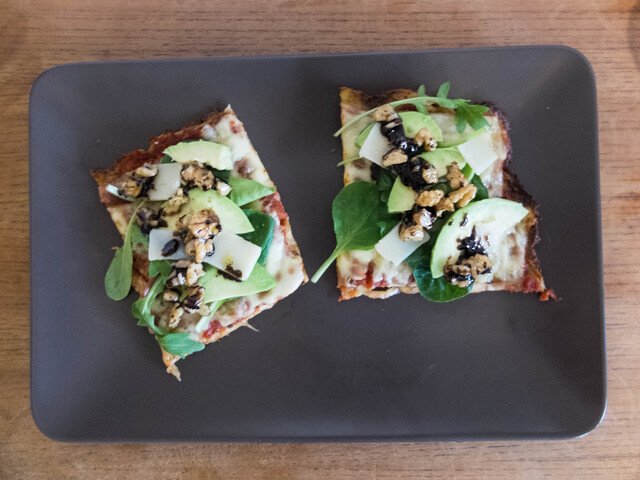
[{"xmin": 30, "ymin": 46, "xmax": 605, "ymax": 442}]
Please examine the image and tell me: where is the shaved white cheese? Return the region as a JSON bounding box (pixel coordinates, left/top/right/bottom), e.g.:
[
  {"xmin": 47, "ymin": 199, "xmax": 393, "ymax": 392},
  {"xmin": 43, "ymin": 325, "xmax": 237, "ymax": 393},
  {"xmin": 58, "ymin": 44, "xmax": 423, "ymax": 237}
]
[
  {"xmin": 359, "ymin": 123, "xmax": 392, "ymax": 166},
  {"xmin": 374, "ymin": 222, "xmax": 429, "ymax": 267},
  {"xmin": 203, "ymin": 230, "xmax": 261, "ymax": 281},
  {"xmin": 148, "ymin": 229, "xmax": 187, "ymax": 261},
  {"xmin": 148, "ymin": 163, "xmax": 182, "ymax": 201},
  {"xmin": 457, "ymin": 131, "xmax": 499, "ymax": 174}
]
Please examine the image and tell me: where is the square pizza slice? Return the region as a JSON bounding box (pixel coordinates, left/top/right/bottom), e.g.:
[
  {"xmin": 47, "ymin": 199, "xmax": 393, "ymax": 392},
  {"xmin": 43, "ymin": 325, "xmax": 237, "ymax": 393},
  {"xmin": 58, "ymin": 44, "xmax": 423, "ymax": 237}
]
[
  {"xmin": 312, "ymin": 85, "xmax": 551, "ymax": 302},
  {"xmin": 92, "ymin": 107, "xmax": 307, "ymax": 379}
]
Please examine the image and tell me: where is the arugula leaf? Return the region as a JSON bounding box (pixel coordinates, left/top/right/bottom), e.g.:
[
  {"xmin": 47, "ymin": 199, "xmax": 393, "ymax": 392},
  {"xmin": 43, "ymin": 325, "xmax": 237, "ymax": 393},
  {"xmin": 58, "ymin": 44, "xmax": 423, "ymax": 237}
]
[
  {"xmin": 132, "ymin": 276, "xmax": 168, "ymax": 336},
  {"xmin": 415, "ymin": 85, "xmax": 427, "ymax": 114},
  {"xmin": 149, "ymin": 260, "xmax": 172, "ymax": 278},
  {"xmin": 129, "ymin": 224, "xmax": 148, "ymax": 250},
  {"xmin": 227, "ymin": 177, "xmax": 276, "ymax": 206},
  {"xmin": 160, "ymin": 155, "xmax": 174, "ymax": 164},
  {"xmin": 311, "ymin": 181, "xmax": 400, "ymax": 282},
  {"xmin": 104, "ymin": 209, "xmax": 144, "ymax": 301},
  {"xmin": 471, "ymin": 174, "xmax": 489, "ymax": 200},
  {"xmin": 436, "ymin": 81, "xmax": 451, "ymax": 99},
  {"xmin": 156, "ymin": 333, "xmax": 205, "ymax": 358},
  {"xmin": 335, "ymin": 82, "xmax": 490, "ymax": 137},
  {"xmin": 455, "ymin": 103, "xmax": 490, "ymax": 133},
  {"xmin": 240, "ymin": 209, "xmax": 276, "ymax": 265}
]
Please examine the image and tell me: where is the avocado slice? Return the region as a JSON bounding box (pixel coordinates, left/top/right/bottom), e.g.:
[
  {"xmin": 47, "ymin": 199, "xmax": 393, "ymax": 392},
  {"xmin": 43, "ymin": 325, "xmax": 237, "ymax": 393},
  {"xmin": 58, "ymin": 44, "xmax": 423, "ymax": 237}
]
[
  {"xmin": 201, "ymin": 263, "xmax": 277, "ymax": 303},
  {"xmin": 354, "ymin": 112, "xmax": 444, "ymax": 149},
  {"xmin": 164, "ymin": 188, "xmax": 254, "ymax": 234},
  {"xmin": 164, "ymin": 140, "xmax": 233, "ymax": 170},
  {"xmin": 387, "ymin": 177, "xmax": 416, "ymax": 213},
  {"xmin": 430, "ymin": 199, "xmax": 529, "ymax": 279},
  {"xmin": 417, "ymin": 148, "xmax": 466, "ymax": 177}
]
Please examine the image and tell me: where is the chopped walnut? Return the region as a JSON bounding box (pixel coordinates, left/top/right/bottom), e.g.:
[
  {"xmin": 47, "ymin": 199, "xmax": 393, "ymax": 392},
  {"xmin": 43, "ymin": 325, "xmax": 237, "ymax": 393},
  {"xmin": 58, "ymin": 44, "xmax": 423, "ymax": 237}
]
[
  {"xmin": 399, "ymin": 219, "xmax": 425, "ymax": 242},
  {"xmin": 188, "ymin": 209, "xmax": 220, "ymax": 238},
  {"xmin": 136, "ymin": 208, "xmax": 167, "ymax": 235},
  {"xmin": 414, "ymin": 128, "xmax": 437, "ymax": 151},
  {"xmin": 163, "ymin": 289, "xmax": 180, "ymax": 302},
  {"xmin": 215, "ymin": 180, "xmax": 232, "ymax": 196},
  {"xmin": 163, "ymin": 188, "xmax": 188, "ymax": 215},
  {"xmin": 195, "ymin": 238, "xmax": 214, "ymax": 263},
  {"xmin": 416, "ymin": 189, "xmax": 444, "ymax": 207},
  {"xmin": 181, "ymin": 162, "xmax": 215, "ymax": 190},
  {"xmin": 168, "ymin": 303, "xmax": 184, "ymax": 329},
  {"xmin": 372, "ymin": 104, "xmax": 397, "ymax": 122},
  {"xmin": 412, "ymin": 207, "xmax": 436, "ymax": 229},
  {"xmin": 446, "ymin": 162, "xmax": 469, "ymax": 190},
  {"xmin": 119, "ymin": 175, "xmax": 145, "ymax": 197},
  {"xmin": 448, "ymin": 184, "xmax": 477, "ymax": 208},
  {"xmin": 166, "ymin": 260, "xmax": 190, "ymax": 288},
  {"xmin": 381, "ymin": 149, "xmax": 408, "ymax": 167},
  {"xmin": 198, "ymin": 303, "xmax": 212, "ymax": 317},
  {"xmin": 421, "ymin": 164, "xmax": 439, "ymax": 184},
  {"xmin": 183, "ymin": 286, "xmax": 204, "ymax": 313},
  {"xmin": 444, "ymin": 254, "xmax": 493, "ymax": 287},
  {"xmin": 434, "ymin": 197, "xmax": 455, "ymax": 217},
  {"xmin": 185, "ymin": 262, "xmax": 204, "ymax": 286},
  {"xmin": 134, "ymin": 164, "xmax": 158, "ymax": 178}
]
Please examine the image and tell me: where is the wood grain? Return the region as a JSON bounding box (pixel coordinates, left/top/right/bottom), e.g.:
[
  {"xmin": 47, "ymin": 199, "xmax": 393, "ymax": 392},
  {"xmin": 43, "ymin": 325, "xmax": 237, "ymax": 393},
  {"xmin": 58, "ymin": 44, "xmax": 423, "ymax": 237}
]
[{"xmin": 1, "ymin": 0, "xmax": 639, "ymax": 478}]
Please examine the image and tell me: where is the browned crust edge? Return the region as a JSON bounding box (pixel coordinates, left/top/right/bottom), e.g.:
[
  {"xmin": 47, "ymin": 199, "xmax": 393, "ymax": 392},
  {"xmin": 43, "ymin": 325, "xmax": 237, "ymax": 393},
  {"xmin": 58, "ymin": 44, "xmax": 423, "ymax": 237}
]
[{"xmin": 337, "ymin": 88, "xmax": 552, "ymax": 301}]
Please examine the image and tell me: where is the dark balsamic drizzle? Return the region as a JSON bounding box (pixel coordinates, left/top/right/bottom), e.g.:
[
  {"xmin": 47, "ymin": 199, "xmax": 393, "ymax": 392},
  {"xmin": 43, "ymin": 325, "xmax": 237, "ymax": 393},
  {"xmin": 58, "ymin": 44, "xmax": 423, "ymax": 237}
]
[
  {"xmin": 460, "ymin": 215, "xmax": 469, "ymax": 227},
  {"xmin": 161, "ymin": 239, "xmax": 179, "ymax": 257},
  {"xmin": 457, "ymin": 226, "xmax": 487, "ymax": 260}
]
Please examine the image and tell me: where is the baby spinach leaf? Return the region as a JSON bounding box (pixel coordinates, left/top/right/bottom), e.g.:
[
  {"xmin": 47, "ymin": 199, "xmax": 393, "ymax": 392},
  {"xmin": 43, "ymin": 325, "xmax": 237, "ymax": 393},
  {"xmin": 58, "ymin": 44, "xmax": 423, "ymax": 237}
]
[
  {"xmin": 149, "ymin": 260, "xmax": 172, "ymax": 278},
  {"xmin": 160, "ymin": 155, "xmax": 174, "ymax": 164},
  {"xmin": 227, "ymin": 177, "xmax": 276, "ymax": 206},
  {"xmin": 311, "ymin": 181, "xmax": 400, "ymax": 283},
  {"xmin": 471, "ymin": 175, "xmax": 489, "ymax": 201},
  {"xmin": 210, "ymin": 168, "xmax": 230, "ymax": 182},
  {"xmin": 241, "ymin": 209, "xmax": 276, "ymax": 265},
  {"xmin": 156, "ymin": 333, "xmax": 205, "ymax": 358},
  {"xmin": 372, "ymin": 165, "xmax": 397, "ymax": 203},
  {"xmin": 132, "ymin": 276, "xmax": 168, "ymax": 336}
]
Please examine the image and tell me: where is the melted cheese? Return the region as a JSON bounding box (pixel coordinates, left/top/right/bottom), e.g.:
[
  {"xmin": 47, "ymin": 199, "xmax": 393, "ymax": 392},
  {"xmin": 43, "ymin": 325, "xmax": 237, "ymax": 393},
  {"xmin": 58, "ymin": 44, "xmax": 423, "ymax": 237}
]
[{"xmin": 155, "ymin": 108, "xmax": 305, "ymax": 338}]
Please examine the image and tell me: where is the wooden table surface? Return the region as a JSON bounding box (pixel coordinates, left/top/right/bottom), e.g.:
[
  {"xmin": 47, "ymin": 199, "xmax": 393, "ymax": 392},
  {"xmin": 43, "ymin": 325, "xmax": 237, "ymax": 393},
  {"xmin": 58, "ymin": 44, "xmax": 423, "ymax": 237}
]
[{"xmin": 2, "ymin": 0, "xmax": 639, "ymax": 478}]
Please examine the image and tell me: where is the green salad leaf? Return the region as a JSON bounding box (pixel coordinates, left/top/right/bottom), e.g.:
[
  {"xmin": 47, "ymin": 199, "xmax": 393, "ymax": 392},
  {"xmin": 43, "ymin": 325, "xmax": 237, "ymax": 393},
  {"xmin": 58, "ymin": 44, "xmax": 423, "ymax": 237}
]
[
  {"xmin": 415, "ymin": 85, "xmax": 427, "ymax": 114},
  {"xmin": 374, "ymin": 166, "xmax": 397, "ymax": 203},
  {"xmin": 227, "ymin": 177, "xmax": 276, "ymax": 206},
  {"xmin": 311, "ymin": 181, "xmax": 400, "ymax": 282},
  {"xmin": 104, "ymin": 205, "xmax": 146, "ymax": 301},
  {"xmin": 132, "ymin": 276, "xmax": 168, "ymax": 336},
  {"xmin": 129, "ymin": 224, "xmax": 148, "ymax": 250},
  {"xmin": 471, "ymin": 174, "xmax": 489, "ymax": 201},
  {"xmin": 148, "ymin": 260, "xmax": 172, "ymax": 278},
  {"xmin": 335, "ymin": 81, "xmax": 489, "ymax": 137},
  {"xmin": 156, "ymin": 333, "xmax": 205, "ymax": 358},
  {"xmin": 160, "ymin": 154, "xmax": 174, "ymax": 164},
  {"xmin": 240, "ymin": 209, "xmax": 276, "ymax": 265},
  {"xmin": 211, "ymin": 168, "xmax": 231, "ymax": 182},
  {"xmin": 436, "ymin": 81, "xmax": 451, "ymax": 99}
]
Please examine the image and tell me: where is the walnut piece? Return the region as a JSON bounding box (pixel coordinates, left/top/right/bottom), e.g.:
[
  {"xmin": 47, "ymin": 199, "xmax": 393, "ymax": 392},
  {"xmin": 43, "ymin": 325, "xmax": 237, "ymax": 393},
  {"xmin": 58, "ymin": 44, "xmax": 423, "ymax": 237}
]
[
  {"xmin": 381, "ymin": 149, "xmax": 408, "ymax": 167},
  {"xmin": 448, "ymin": 184, "xmax": 477, "ymax": 208},
  {"xmin": 372, "ymin": 104, "xmax": 397, "ymax": 122},
  {"xmin": 186, "ymin": 238, "xmax": 214, "ymax": 263},
  {"xmin": 168, "ymin": 303, "xmax": 184, "ymax": 329},
  {"xmin": 399, "ymin": 219, "xmax": 425, "ymax": 242},
  {"xmin": 163, "ymin": 188, "xmax": 188, "ymax": 215},
  {"xmin": 414, "ymin": 128, "xmax": 437, "ymax": 151},
  {"xmin": 188, "ymin": 209, "xmax": 220, "ymax": 239},
  {"xmin": 181, "ymin": 162, "xmax": 215, "ymax": 190},
  {"xmin": 183, "ymin": 286, "xmax": 205, "ymax": 313},
  {"xmin": 446, "ymin": 162, "xmax": 469, "ymax": 190},
  {"xmin": 421, "ymin": 164, "xmax": 439, "ymax": 184},
  {"xmin": 134, "ymin": 164, "xmax": 158, "ymax": 178},
  {"xmin": 185, "ymin": 262, "xmax": 204, "ymax": 287},
  {"xmin": 416, "ymin": 189, "xmax": 444, "ymax": 207},
  {"xmin": 412, "ymin": 207, "xmax": 436, "ymax": 229},
  {"xmin": 435, "ymin": 197, "xmax": 455, "ymax": 217},
  {"xmin": 215, "ymin": 180, "xmax": 232, "ymax": 196},
  {"xmin": 444, "ymin": 254, "xmax": 493, "ymax": 287}
]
